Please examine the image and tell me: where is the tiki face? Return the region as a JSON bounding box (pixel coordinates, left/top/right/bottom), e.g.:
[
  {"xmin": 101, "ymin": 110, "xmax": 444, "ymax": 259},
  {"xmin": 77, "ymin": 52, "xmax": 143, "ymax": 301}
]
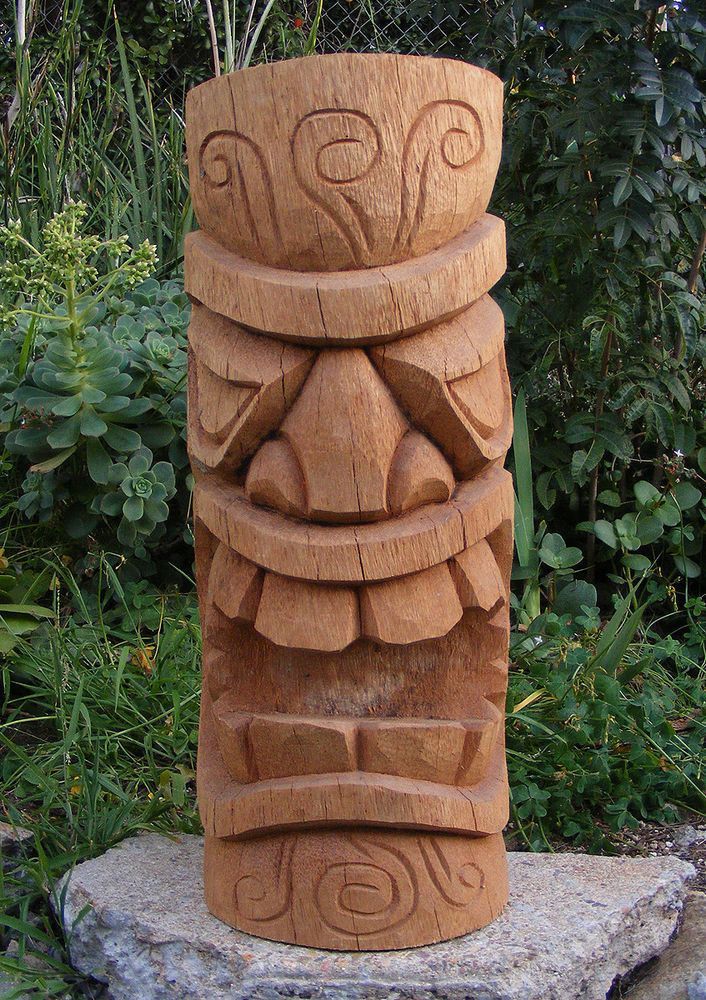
[{"xmin": 186, "ymin": 53, "xmax": 512, "ymax": 950}]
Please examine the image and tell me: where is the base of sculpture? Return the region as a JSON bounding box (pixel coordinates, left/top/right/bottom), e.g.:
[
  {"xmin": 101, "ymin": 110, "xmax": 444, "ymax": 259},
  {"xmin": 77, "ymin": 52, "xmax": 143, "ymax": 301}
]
[
  {"xmin": 204, "ymin": 829, "xmax": 508, "ymax": 949},
  {"xmin": 59, "ymin": 833, "xmax": 695, "ymax": 1000}
]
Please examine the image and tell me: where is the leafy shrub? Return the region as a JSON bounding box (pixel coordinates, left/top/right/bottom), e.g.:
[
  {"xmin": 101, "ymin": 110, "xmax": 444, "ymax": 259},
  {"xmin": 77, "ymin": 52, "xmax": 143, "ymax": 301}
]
[
  {"xmin": 0, "ymin": 204, "xmax": 191, "ymax": 571},
  {"xmin": 508, "ymin": 597, "xmax": 706, "ymax": 850}
]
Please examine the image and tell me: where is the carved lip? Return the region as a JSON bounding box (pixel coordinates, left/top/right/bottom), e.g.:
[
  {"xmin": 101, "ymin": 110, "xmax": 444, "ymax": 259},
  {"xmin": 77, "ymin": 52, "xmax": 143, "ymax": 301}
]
[
  {"xmin": 194, "ymin": 463, "xmax": 513, "ymax": 584},
  {"xmin": 184, "ymin": 215, "xmax": 506, "ymax": 344},
  {"xmin": 199, "ymin": 743, "xmax": 509, "ymax": 840}
]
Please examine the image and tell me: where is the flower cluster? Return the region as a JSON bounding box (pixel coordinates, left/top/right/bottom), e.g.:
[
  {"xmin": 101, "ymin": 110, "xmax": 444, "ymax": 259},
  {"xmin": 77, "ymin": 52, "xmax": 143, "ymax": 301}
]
[{"xmin": 0, "ymin": 202, "xmax": 157, "ymax": 333}]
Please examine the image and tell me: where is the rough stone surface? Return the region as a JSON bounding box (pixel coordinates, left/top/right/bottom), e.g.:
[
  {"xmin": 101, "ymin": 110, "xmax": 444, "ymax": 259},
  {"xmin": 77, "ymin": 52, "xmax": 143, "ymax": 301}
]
[
  {"xmin": 627, "ymin": 891, "xmax": 706, "ymax": 999},
  {"xmin": 58, "ymin": 833, "xmax": 694, "ymax": 1000},
  {"xmin": 0, "ymin": 822, "xmax": 33, "ymax": 863}
]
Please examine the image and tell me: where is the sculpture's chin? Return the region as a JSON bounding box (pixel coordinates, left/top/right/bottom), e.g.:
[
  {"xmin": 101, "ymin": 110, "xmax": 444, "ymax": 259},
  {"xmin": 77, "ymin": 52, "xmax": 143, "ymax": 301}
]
[{"xmin": 203, "ymin": 829, "xmax": 509, "ymax": 951}]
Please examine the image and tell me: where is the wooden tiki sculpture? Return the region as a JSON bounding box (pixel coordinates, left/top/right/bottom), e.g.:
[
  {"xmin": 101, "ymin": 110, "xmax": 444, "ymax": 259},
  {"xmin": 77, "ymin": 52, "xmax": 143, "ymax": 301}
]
[{"xmin": 185, "ymin": 53, "xmax": 511, "ymax": 950}]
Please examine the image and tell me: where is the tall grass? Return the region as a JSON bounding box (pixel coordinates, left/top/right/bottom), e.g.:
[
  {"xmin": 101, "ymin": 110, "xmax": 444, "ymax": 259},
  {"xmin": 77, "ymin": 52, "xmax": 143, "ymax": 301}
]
[
  {"xmin": 2, "ymin": 2, "xmax": 193, "ymax": 273},
  {"xmin": 1, "ymin": 559, "xmax": 201, "ymax": 997}
]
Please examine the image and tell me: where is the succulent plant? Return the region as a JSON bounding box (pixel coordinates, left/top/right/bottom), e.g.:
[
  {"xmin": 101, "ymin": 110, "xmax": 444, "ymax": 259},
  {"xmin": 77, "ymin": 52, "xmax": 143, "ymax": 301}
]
[
  {"xmin": 0, "ymin": 206, "xmax": 190, "ymax": 569},
  {"xmin": 96, "ymin": 447, "xmax": 176, "ymax": 554}
]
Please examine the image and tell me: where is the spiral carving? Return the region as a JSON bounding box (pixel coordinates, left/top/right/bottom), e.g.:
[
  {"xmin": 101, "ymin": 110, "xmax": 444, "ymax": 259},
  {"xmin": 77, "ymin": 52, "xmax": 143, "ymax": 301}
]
[
  {"xmin": 394, "ymin": 100, "xmax": 485, "ymax": 254},
  {"xmin": 233, "ymin": 836, "xmax": 295, "ymax": 922},
  {"xmin": 314, "ymin": 834, "xmax": 418, "ymax": 938},
  {"xmin": 291, "ymin": 109, "xmax": 382, "ymax": 267},
  {"xmin": 418, "ymin": 835, "xmax": 486, "ymax": 907},
  {"xmin": 198, "ymin": 129, "xmax": 281, "ymax": 261}
]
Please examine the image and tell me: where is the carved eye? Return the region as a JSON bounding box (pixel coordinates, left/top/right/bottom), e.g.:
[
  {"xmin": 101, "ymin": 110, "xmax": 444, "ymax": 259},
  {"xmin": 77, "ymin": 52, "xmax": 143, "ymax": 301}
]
[
  {"xmin": 441, "ymin": 126, "xmax": 483, "ymax": 168},
  {"xmin": 317, "ymin": 137, "xmax": 376, "ymax": 184}
]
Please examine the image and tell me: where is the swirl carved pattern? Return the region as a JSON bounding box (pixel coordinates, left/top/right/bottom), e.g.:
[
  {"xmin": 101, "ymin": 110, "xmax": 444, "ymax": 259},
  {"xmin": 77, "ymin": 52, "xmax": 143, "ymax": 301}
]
[{"xmin": 205, "ymin": 830, "xmax": 505, "ymax": 949}]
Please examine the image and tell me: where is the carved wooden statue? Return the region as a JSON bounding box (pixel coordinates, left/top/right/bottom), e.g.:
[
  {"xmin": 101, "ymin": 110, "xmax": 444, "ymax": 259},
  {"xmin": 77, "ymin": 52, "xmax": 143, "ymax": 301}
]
[{"xmin": 185, "ymin": 53, "xmax": 511, "ymax": 951}]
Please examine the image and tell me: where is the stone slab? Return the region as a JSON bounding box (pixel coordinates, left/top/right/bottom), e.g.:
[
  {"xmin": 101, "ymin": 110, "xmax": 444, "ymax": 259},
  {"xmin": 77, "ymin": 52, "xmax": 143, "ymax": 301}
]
[
  {"xmin": 58, "ymin": 833, "xmax": 694, "ymax": 1000},
  {"xmin": 626, "ymin": 891, "xmax": 706, "ymax": 999}
]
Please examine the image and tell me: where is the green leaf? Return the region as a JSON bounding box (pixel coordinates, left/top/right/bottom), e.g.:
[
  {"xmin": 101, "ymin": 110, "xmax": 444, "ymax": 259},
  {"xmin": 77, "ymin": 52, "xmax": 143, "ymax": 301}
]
[
  {"xmin": 634, "ymin": 482, "xmax": 661, "ymax": 507},
  {"xmin": 117, "ymin": 517, "xmax": 137, "ymax": 547},
  {"xmin": 553, "ymin": 580, "xmax": 598, "ymax": 617},
  {"xmin": 128, "ymin": 448, "xmax": 152, "ymax": 476},
  {"xmin": 80, "ymin": 406, "xmax": 109, "ymax": 438},
  {"xmin": 635, "ymin": 515, "xmax": 664, "ymax": 545},
  {"xmin": 613, "ymin": 175, "xmax": 632, "ymax": 206},
  {"xmin": 51, "ymin": 395, "xmax": 82, "ymax": 417},
  {"xmin": 100, "ymin": 493, "xmax": 124, "ymax": 516},
  {"xmin": 512, "ymin": 389, "xmax": 536, "ymax": 572},
  {"xmin": 108, "ymin": 463, "xmax": 129, "ymax": 484},
  {"xmin": 152, "ymin": 461, "xmax": 175, "ymax": 491},
  {"xmin": 139, "ymin": 421, "xmax": 175, "ymax": 448},
  {"xmin": 593, "ymin": 520, "xmax": 617, "ymax": 548},
  {"xmin": 103, "ymin": 424, "xmax": 142, "ymax": 452},
  {"xmin": 672, "ymin": 555, "xmax": 700, "ymax": 578},
  {"xmin": 539, "ymin": 533, "xmax": 582, "ymax": 569},
  {"xmin": 613, "ymin": 217, "xmax": 630, "ymax": 249},
  {"xmin": 0, "ymin": 603, "xmax": 54, "ymax": 618},
  {"xmin": 46, "ymin": 414, "xmax": 81, "ymax": 449},
  {"xmin": 63, "ymin": 507, "xmax": 99, "ymax": 539},
  {"xmin": 594, "ymin": 600, "xmax": 648, "ymax": 676},
  {"xmin": 622, "ymin": 554, "xmax": 651, "ymax": 572},
  {"xmin": 30, "ymin": 446, "xmax": 77, "ymax": 473},
  {"xmin": 123, "ymin": 496, "xmax": 144, "ymax": 522},
  {"xmin": 597, "ymin": 490, "xmax": 621, "ymax": 508},
  {"xmin": 655, "ymin": 502, "xmax": 681, "ymax": 527},
  {"xmin": 672, "ymin": 481, "xmax": 701, "ymax": 511},
  {"xmin": 86, "ymin": 439, "xmax": 112, "ymax": 485}
]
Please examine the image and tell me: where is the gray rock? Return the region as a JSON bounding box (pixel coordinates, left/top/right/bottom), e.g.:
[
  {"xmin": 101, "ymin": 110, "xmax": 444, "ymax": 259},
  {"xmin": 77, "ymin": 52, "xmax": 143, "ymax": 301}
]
[
  {"xmin": 689, "ymin": 971, "xmax": 706, "ymax": 1000},
  {"xmin": 626, "ymin": 891, "xmax": 706, "ymax": 999},
  {"xmin": 675, "ymin": 825, "xmax": 706, "ymax": 850},
  {"xmin": 57, "ymin": 834, "xmax": 695, "ymax": 1000},
  {"xmin": 0, "ymin": 823, "xmax": 33, "ymax": 865}
]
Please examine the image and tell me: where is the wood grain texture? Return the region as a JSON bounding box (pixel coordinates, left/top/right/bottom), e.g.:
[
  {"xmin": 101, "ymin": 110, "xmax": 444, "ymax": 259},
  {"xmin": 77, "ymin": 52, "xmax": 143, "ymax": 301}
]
[
  {"xmin": 184, "ymin": 214, "xmax": 505, "ymax": 345},
  {"xmin": 186, "ymin": 53, "xmax": 502, "ymax": 272},
  {"xmin": 187, "ymin": 51, "xmax": 511, "ymax": 949},
  {"xmin": 204, "ymin": 828, "xmax": 507, "ymax": 950},
  {"xmin": 204, "ymin": 828, "xmax": 508, "ymax": 950}
]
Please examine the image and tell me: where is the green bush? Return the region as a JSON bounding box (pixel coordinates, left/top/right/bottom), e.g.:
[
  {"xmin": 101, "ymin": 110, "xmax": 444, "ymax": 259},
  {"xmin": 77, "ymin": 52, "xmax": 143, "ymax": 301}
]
[
  {"xmin": 508, "ymin": 592, "xmax": 705, "ymax": 849},
  {"xmin": 0, "ymin": 204, "xmax": 191, "ymax": 571}
]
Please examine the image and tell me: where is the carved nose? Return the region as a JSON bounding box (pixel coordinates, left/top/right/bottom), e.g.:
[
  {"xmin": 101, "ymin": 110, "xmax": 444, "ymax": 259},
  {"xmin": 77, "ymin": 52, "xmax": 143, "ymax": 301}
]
[{"xmin": 245, "ymin": 349, "xmax": 454, "ymax": 523}]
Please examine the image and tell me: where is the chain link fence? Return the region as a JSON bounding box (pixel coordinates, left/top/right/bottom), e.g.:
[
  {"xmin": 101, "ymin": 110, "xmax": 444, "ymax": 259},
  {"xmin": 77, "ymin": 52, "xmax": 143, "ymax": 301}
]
[
  {"xmin": 316, "ymin": 1, "xmax": 479, "ymax": 57},
  {"xmin": 1, "ymin": 2, "xmax": 485, "ymax": 120}
]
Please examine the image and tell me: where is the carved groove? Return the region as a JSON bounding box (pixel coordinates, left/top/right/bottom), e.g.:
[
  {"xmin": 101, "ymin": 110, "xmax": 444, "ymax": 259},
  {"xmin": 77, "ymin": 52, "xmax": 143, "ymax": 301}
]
[
  {"xmin": 394, "ymin": 100, "xmax": 485, "ymax": 255},
  {"xmin": 291, "ymin": 109, "xmax": 382, "ymax": 267}
]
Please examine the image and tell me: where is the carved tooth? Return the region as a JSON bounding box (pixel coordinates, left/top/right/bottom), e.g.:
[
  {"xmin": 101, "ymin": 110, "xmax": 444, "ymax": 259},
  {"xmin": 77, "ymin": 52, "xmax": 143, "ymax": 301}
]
[
  {"xmin": 248, "ymin": 715, "xmax": 357, "ymax": 779},
  {"xmin": 360, "ymin": 563, "xmax": 463, "ymax": 645},
  {"xmin": 208, "ymin": 545, "xmax": 263, "ymax": 623},
  {"xmin": 254, "ymin": 573, "xmax": 360, "ymax": 652},
  {"xmin": 211, "ymin": 711, "xmax": 253, "ymax": 783},
  {"xmin": 456, "ymin": 718, "xmax": 499, "ymax": 786},
  {"xmin": 450, "ymin": 538, "xmax": 505, "ymax": 611},
  {"xmin": 359, "ymin": 719, "xmax": 467, "ymax": 784}
]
